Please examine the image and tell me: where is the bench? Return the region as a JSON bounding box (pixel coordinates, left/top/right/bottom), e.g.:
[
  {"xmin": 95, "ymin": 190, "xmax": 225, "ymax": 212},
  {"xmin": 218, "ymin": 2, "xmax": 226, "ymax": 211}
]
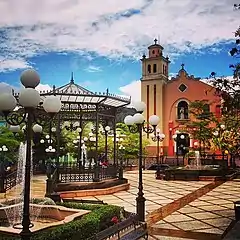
[{"xmin": 90, "ymin": 214, "xmax": 148, "ymax": 240}]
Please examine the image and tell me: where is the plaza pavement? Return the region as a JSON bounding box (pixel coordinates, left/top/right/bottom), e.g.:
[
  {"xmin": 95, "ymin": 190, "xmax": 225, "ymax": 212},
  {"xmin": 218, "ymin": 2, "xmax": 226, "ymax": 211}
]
[
  {"xmin": 150, "ymin": 180, "xmax": 240, "ymax": 239},
  {"xmin": 1, "ymin": 171, "xmax": 240, "ymax": 239}
]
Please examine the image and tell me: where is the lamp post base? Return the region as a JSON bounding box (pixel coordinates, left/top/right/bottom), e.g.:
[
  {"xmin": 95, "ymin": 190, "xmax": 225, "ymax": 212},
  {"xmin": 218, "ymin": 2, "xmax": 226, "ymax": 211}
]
[
  {"xmin": 136, "ymin": 195, "xmax": 146, "ymax": 222},
  {"xmin": 20, "ymin": 229, "xmax": 31, "ymax": 240}
]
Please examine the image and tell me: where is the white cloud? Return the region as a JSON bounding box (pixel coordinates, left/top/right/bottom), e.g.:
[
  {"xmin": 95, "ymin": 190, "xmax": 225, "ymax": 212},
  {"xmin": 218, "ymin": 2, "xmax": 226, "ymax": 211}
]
[
  {"xmin": 119, "ymin": 80, "xmax": 141, "ymax": 103},
  {"xmin": 84, "ymin": 65, "xmax": 102, "ymax": 73},
  {"xmin": 120, "ymin": 75, "xmax": 237, "ymax": 105},
  {"xmin": 0, "ymin": 82, "xmax": 52, "ymax": 95},
  {"xmin": 35, "ymin": 84, "xmax": 52, "ymax": 92},
  {"xmin": 0, "ymin": 59, "xmax": 30, "ymax": 72},
  {"xmin": 0, "ymin": 0, "xmax": 238, "ymax": 71}
]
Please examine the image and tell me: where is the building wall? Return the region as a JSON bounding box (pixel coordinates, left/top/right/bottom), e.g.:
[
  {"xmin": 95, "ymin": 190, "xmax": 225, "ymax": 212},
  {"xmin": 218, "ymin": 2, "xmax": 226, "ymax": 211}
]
[
  {"xmin": 140, "ymin": 42, "xmax": 221, "ymax": 157},
  {"xmin": 162, "ymin": 69, "xmax": 221, "ymax": 156}
]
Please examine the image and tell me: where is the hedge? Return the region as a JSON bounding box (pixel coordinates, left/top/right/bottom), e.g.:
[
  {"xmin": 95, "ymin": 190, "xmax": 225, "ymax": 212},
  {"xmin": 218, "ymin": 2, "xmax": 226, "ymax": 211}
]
[{"xmin": 0, "ymin": 202, "xmax": 123, "ymax": 240}]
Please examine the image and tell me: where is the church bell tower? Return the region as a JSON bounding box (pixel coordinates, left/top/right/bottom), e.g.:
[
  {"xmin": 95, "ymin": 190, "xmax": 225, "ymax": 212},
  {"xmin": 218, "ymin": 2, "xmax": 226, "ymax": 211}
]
[{"xmin": 141, "ymin": 39, "xmax": 170, "ymax": 134}]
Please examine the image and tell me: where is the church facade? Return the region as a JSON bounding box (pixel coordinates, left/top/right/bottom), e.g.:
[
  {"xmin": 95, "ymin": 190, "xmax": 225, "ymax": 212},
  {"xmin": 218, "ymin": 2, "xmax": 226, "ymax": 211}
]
[{"xmin": 140, "ymin": 40, "xmax": 221, "ymax": 156}]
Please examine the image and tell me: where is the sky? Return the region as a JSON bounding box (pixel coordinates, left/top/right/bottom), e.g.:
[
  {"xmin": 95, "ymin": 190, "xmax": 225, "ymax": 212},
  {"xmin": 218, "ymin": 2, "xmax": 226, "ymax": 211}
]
[{"xmin": 0, "ymin": 0, "xmax": 239, "ymax": 102}]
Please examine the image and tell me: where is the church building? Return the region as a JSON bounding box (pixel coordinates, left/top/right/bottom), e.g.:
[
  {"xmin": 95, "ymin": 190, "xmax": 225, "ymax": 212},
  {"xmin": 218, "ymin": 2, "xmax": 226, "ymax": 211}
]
[{"xmin": 140, "ymin": 39, "xmax": 221, "ymax": 156}]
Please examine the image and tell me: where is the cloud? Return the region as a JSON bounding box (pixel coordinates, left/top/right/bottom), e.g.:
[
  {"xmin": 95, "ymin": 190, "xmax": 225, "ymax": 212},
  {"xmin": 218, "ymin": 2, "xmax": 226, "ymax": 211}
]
[
  {"xmin": 0, "ymin": 82, "xmax": 52, "ymax": 95},
  {"xmin": 84, "ymin": 65, "xmax": 102, "ymax": 73},
  {"xmin": 0, "ymin": 59, "xmax": 30, "ymax": 72},
  {"xmin": 120, "ymin": 74, "xmax": 236, "ymax": 105},
  {"xmin": 0, "ymin": 0, "xmax": 238, "ymax": 71},
  {"xmin": 119, "ymin": 80, "xmax": 141, "ymax": 103},
  {"xmin": 35, "ymin": 84, "xmax": 52, "ymax": 92}
]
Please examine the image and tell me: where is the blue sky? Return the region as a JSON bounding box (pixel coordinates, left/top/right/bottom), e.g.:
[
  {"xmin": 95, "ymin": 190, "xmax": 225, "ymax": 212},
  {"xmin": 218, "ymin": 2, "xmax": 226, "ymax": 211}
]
[{"xmin": 0, "ymin": 0, "xmax": 239, "ymax": 102}]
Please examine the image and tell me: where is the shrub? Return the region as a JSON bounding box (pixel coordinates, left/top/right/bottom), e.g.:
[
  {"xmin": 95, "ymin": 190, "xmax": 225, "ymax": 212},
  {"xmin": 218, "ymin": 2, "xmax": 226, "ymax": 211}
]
[{"xmin": 0, "ymin": 202, "xmax": 123, "ymax": 240}]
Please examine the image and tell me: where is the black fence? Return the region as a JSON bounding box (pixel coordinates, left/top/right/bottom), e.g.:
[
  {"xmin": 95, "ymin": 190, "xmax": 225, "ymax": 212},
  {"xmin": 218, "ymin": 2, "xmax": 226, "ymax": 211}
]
[
  {"xmin": 0, "ymin": 170, "xmax": 17, "ymax": 193},
  {"xmin": 59, "ymin": 163, "xmax": 119, "ymax": 182}
]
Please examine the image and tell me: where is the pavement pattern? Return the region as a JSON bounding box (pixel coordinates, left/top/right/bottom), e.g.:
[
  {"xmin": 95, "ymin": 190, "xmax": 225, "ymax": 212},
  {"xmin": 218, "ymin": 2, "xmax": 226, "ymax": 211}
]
[
  {"xmin": 0, "ymin": 171, "xmax": 239, "ymax": 239},
  {"xmin": 151, "ymin": 180, "xmax": 240, "ymax": 239}
]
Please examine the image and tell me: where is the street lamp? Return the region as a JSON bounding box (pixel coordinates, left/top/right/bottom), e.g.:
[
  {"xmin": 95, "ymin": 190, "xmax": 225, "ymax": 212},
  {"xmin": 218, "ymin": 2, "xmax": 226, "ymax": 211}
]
[
  {"xmin": 0, "ymin": 145, "xmax": 9, "ymax": 193},
  {"xmin": 124, "ymin": 101, "xmax": 159, "ymax": 222},
  {"xmin": 118, "ymin": 144, "xmax": 125, "ymax": 179},
  {"xmin": 103, "ymin": 125, "xmax": 111, "ymax": 162},
  {"xmin": 151, "ymin": 128, "xmax": 165, "ymax": 166},
  {"xmin": 0, "ymin": 69, "xmax": 61, "ymax": 240}
]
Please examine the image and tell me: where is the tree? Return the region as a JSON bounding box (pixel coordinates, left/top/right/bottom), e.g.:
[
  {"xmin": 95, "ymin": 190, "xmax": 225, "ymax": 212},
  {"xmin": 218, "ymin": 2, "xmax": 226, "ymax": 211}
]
[
  {"xmin": 187, "ymin": 100, "xmax": 216, "ymax": 152},
  {"xmin": 115, "ymin": 123, "xmax": 149, "ymax": 160},
  {"xmin": 207, "ymin": 9, "xmax": 240, "ymax": 163},
  {"xmin": 0, "ymin": 126, "xmax": 22, "ymax": 165}
]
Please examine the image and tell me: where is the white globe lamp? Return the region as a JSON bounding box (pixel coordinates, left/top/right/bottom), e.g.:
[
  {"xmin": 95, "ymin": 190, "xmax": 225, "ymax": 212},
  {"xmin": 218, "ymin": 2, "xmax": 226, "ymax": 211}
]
[
  {"xmin": 134, "ymin": 101, "xmax": 146, "ymax": 113},
  {"xmin": 149, "ymin": 115, "xmax": 160, "ymax": 126},
  {"xmin": 32, "ymin": 124, "xmax": 42, "ymax": 133},
  {"xmin": 133, "ymin": 113, "xmax": 145, "ymax": 124},
  {"xmin": 124, "ymin": 115, "xmax": 134, "ymax": 126},
  {"xmin": 105, "ymin": 126, "xmax": 111, "ymax": 132},
  {"xmin": 43, "ymin": 96, "xmax": 62, "ymax": 113},
  {"xmin": 9, "ymin": 125, "xmax": 20, "ymax": 133},
  {"xmin": 19, "ymin": 88, "xmax": 41, "ymax": 108},
  {"xmin": 0, "ymin": 93, "xmax": 17, "ymax": 112},
  {"xmin": 20, "ymin": 69, "xmax": 40, "ymax": 88}
]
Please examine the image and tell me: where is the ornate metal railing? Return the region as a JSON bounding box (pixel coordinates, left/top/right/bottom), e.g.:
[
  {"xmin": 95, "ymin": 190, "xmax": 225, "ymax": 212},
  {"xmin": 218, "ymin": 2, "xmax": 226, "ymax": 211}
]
[
  {"xmin": 59, "ymin": 163, "xmax": 118, "ymax": 182},
  {"xmin": 0, "ymin": 170, "xmax": 18, "ymax": 193}
]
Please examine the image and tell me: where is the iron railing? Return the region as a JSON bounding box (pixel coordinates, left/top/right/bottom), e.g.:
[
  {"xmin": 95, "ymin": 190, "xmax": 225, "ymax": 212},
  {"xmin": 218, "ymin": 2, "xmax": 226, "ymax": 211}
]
[
  {"xmin": 0, "ymin": 170, "xmax": 17, "ymax": 193},
  {"xmin": 59, "ymin": 163, "xmax": 118, "ymax": 183}
]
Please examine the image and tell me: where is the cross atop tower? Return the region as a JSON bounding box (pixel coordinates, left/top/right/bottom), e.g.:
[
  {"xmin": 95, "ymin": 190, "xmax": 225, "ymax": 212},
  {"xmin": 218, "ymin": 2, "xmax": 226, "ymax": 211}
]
[{"xmin": 154, "ymin": 38, "xmax": 158, "ymax": 45}]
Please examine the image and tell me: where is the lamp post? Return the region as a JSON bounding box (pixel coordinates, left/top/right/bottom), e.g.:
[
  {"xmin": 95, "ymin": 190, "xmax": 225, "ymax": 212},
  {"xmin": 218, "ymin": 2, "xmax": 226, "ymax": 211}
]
[
  {"xmin": 45, "ymin": 146, "xmax": 56, "ymax": 197},
  {"xmin": 172, "ymin": 134, "xmax": 178, "ymax": 166},
  {"xmin": 0, "ymin": 145, "xmax": 9, "ymax": 193},
  {"xmin": 151, "ymin": 128, "xmax": 165, "ymax": 166},
  {"xmin": 103, "ymin": 125, "xmax": 111, "ymax": 162},
  {"xmin": 0, "ymin": 69, "xmax": 61, "ymax": 240},
  {"xmin": 114, "ymin": 134, "xmax": 124, "ymax": 166},
  {"xmin": 118, "ymin": 144, "xmax": 125, "ymax": 179},
  {"xmin": 124, "ymin": 101, "xmax": 159, "ymax": 221}
]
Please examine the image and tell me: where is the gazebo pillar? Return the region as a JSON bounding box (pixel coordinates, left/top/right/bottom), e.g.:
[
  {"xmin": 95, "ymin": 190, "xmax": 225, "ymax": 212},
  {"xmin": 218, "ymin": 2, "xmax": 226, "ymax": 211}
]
[
  {"xmin": 93, "ymin": 106, "xmax": 100, "ymax": 182},
  {"xmin": 113, "ymin": 117, "xmax": 117, "ymax": 166}
]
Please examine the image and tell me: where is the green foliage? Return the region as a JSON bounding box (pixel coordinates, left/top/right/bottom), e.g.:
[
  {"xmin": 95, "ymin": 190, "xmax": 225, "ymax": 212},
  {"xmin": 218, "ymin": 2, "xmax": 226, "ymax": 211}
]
[
  {"xmin": 0, "ymin": 126, "xmax": 21, "ymax": 164},
  {"xmin": 115, "ymin": 123, "xmax": 149, "ymax": 159},
  {"xmin": 0, "ymin": 202, "xmax": 123, "ymax": 240},
  {"xmin": 187, "ymin": 100, "xmax": 216, "ymax": 150},
  {"xmin": 208, "ymin": 22, "xmax": 240, "ymax": 155}
]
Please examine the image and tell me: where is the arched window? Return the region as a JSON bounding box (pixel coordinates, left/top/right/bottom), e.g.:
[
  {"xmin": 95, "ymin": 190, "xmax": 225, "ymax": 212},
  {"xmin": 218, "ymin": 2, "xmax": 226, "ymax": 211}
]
[
  {"xmin": 177, "ymin": 100, "xmax": 189, "ymax": 120},
  {"xmin": 147, "ymin": 64, "xmax": 151, "ymax": 73},
  {"xmin": 153, "ymin": 64, "xmax": 157, "ymax": 73},
  {"xmin": 162, "ymin": 65, "xmax": 165, "ymax": 74},
  {"xmin": 152, "ymin": 50, "xmax": 155, "ymax": 54}
]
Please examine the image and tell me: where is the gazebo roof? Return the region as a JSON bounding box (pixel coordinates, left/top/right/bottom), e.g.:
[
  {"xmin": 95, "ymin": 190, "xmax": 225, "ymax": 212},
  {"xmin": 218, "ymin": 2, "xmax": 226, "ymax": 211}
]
[{"xmin": 39, "ymin": 73, "xmax": 130, "ymax": 108}]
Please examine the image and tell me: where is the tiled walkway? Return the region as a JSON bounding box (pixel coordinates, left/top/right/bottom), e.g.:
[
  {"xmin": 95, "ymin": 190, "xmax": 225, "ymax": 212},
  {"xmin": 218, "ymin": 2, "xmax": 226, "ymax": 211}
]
[
  {"xmin": 77, "ymin": 171, "xmax": 211, "ymax": 215},
  {"xmin": 1, "ymin": 171, "xmax": 239, "ymax": 239},
  {"xmin": 151, "ymin": 181, "xmax": 240, "ymax": 239}
]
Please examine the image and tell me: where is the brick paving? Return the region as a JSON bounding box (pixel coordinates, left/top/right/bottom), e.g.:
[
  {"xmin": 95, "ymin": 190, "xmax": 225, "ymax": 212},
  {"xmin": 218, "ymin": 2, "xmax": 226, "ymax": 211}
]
[
  {"xmin": 1, "ymin": 171, "xmax": 240, "ymax": 239},
  {"xmin": 151, "ymin": 181, "xmax": 240, "ymax": 239},
  {"xmin": 76, "ymin": 171, "xmax": 211, "ymax": 216}
]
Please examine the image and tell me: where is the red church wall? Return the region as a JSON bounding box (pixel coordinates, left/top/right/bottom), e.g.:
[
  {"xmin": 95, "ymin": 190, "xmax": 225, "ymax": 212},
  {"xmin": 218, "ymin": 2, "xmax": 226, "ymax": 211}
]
[{"xmin": 162, "ymin": 69, "xmax": 221, "ymax": 156}]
